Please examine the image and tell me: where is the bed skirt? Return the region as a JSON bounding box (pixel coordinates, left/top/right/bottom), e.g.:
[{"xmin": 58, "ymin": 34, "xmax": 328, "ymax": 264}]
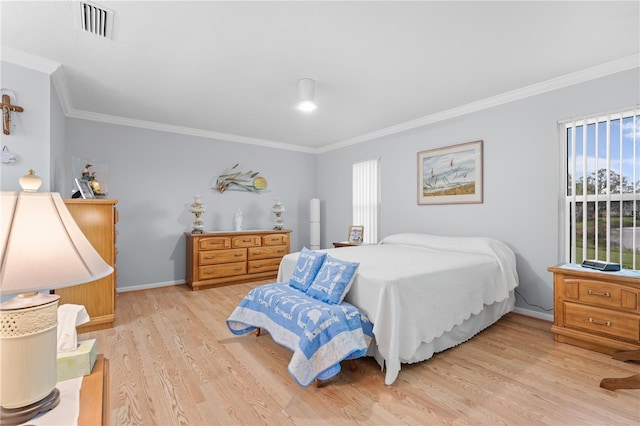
[{"xmin": 367, "ymin": 291, "xmax": 515, "ymax": 371}]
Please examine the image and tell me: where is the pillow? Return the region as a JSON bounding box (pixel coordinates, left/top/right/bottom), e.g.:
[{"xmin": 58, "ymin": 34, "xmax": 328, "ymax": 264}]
[
  {"xmin": 306, "ymin": 255, "xmax": 359, "ymax": 304},
  {"xmin": 288, "ymin": 247, "xmax": 327, "ymax": 292}
]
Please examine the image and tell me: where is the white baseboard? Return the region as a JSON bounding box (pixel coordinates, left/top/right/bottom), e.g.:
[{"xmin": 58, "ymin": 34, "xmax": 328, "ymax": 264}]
[
  {"xmin": 512, "ymin": 306, "xmax": 554, "ymax": 322},
  {"xmin": 117, "ymin": 280, "xmax": 185, "ymax": 293}
]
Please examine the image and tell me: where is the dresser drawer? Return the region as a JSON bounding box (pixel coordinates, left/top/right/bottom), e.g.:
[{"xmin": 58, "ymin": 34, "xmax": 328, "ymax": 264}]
[
  {"xmin": 248, "ymin": 258, "xmax": 282, "ymax": 274},
  {"xmin": 199, "ymin": 248, "xmax": 246, "ymax": 265},
  {"xmin": 232, "ymin": 236, "xmax": 261, "ymax": 248},
  {"xmin": 199, "ymin": 262, "xmax": 247, "ymax": 280},
  {"xmin": 247, "ymin": 245, "xmax": 288, "ymax": 260},
  {"xmin": 262, "ymin": 234, "xmax": 289, "ymax": 246},
  {"xmin": 199, "ymin": 237, "xmax": 231, "ymax": 250},
  {"xmin": 564, "ymin": 302, "xmax": 640, "ymax": 341}
]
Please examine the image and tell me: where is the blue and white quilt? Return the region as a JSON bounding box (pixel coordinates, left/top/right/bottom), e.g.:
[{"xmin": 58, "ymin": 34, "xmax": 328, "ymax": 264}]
[{"xmin": 226, "ymin": 283, "xmax": 373, "ymax": 386}]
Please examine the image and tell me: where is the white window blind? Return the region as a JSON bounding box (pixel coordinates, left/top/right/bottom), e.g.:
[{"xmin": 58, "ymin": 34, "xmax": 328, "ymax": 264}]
[
  {"xmin": 352, "ymin": 158, "xmax": 380, "ymax": 244},
  {"xmin": 563, "ymin": 108, "xmax": 640, "ymax": 270}
]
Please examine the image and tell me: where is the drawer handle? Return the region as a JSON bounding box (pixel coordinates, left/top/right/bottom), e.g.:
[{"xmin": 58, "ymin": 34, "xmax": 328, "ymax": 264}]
[
  {"xmin": 243, "ymin": 239, "xmax": 252, "ymax": 242},
  {"xmin": 254, "ymin": 265, "xmax": 262, "ymax": 268},
  {"xmin": 254, "ymin": 251, "xmax": 261, "ymax": 255},
  {"xmin": 588, "ymin": 289, "xmax": 611, "ymax": 297},
  {"xmin": 588, "ymin": 317, "xmax": 612, "ymax": 327},
  {"xmin": 234, "ymin": 253, "xmax": 243, "ymax": 257},
  {"xmin": 204, "ymin": 256, "xmax": 214, "ymax": 260},
  {"xmin": 235, "ymin": 267, "xmax": 242, "ymax": 271},
  {"xmin": 277, "ymin": 249, "xmax": 285, "ymax": 253}
]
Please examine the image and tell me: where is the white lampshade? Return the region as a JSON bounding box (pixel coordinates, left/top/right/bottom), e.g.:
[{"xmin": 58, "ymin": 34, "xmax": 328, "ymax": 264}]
[
  {"xmin": 297, "ymin": 78, "xmax": 317, "ymax": 112},
  {"xmin": 0, "ymin": 191, "xmax": 114, "ymax": 297},
  {"xmin": 0, "ymin": 188, "xmax": 114, "ymax": 419}
]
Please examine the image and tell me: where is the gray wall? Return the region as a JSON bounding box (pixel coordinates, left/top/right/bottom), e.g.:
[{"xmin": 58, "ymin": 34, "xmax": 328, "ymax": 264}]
[
  {"xmin": 3, "ymin": 59, "xmax": 639, "ymax": 318},
  {"xmin": 0, "ymin": 61, "xmax": 52, "ymax": 191},
  {"xmin": 65, "ymin": 119, "xmax": 316, "ymax": 289},
  {"xmin": 317, "ymin": 68, "xmax": 640, "ymax": 317}
]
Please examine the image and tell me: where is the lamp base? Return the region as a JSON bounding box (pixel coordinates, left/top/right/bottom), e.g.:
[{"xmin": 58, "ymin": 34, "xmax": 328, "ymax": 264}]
[{"xmin": 0, "ymin": 388, "xmax": 60, "ymax": 426}]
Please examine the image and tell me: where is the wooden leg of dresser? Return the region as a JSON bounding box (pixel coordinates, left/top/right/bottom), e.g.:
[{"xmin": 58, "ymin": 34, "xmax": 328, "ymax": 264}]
[
  {"xmin": 612, "ymin": 349, "xmax": 640, "ymax": 363},
  {"xmin": 600, "ymin": 374, "xmax": 640, "ymax": 390}
]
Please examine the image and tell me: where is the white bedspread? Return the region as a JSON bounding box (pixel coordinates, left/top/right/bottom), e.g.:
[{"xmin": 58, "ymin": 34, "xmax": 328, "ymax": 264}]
[{"xmin": 277, "ymin": 233, "xmax": 519, "ymax": 385}]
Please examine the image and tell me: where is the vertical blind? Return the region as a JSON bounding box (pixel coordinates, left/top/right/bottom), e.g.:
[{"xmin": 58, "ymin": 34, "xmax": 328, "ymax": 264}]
[
  {"xmin": 563, "ymin": 107, "xmax": 639, "ymax": 270},
  {"xmin": 352, "ymin": 158, "xmax": 380, "ymax": 244}
]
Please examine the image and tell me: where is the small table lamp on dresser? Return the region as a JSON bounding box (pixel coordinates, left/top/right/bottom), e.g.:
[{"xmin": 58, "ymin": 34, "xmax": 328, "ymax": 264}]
[{"xmin": 0, "ymin": 171, "xmax": 114, "ymax": 425}]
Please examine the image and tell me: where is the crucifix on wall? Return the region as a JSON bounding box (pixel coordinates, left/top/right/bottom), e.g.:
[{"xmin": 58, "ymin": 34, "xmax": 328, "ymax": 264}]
[{"xmin": 1, "ymin": 94, "xmax": 24, "ymax": 135}]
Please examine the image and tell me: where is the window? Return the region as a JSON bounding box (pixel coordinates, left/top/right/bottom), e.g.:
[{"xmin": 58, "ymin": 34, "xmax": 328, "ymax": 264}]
[
  {"xmin": 352, "ymin": 158, "xmax": 380, "ymax": 244},
  {"xmin": 563, "ymin": 108, "xmax": 640, "ymax": 270}
]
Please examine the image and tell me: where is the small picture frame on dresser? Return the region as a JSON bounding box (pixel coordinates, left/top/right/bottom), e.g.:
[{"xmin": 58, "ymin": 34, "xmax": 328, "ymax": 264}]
[{"xmin": 74, "ymin": 178, "xmax": 95, "ymax": 199}]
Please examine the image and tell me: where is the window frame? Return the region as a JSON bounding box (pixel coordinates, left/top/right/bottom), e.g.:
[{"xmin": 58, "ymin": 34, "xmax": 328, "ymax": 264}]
[
  {"xmin": 352, "ymin": 157, "xmax": 380, "ymax": 245},
  {"xmin": 560, "ymin": 107, "xmax": 639, "ymax": 270}
]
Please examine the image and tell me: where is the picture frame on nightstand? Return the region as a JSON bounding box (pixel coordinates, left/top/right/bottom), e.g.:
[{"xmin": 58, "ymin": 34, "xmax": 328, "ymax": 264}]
[{"xmin": 348, "ymin": 225, "xmax": 364, "ymax": 244}]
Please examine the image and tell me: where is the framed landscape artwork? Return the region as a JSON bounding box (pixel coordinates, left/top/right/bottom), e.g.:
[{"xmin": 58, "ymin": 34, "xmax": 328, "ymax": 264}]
[{"xmin": 417, "ymin": 140, "xmax": 483, "ymax": 205}]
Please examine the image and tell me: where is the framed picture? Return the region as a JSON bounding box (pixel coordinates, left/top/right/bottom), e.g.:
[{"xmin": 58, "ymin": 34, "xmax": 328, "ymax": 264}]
[
  {"xmin": 74, "ymin": 178, "xmax": 95, "ymax": 199},
  {"xmin": 348, "ymin": 225, "xmax": 364, "ymax": 244},
  {"xmin": 417, "ymin": 140, "xmax": 483, "ymax": 205}
]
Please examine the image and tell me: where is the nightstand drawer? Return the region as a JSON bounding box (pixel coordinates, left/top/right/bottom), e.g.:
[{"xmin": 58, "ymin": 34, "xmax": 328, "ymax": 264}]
[
  {"xmin": 199, "ymin": 262, "xmax": 246, "ymax": 279},
  {"xmin": 247, "ymin": 245, "xmax": 288, "ymax": 260},
  {"xmin": 199, "ymin": 248, "xmax": 246, "ymax": 265},
  {"xmin": 564, "ymin": 302, "xmax": 639, "ymax": 341}
]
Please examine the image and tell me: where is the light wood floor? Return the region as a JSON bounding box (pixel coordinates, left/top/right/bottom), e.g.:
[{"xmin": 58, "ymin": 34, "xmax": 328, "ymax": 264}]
[{"xmin": 80, "ymin": 282, "xmax": 640, "ymax": 425}]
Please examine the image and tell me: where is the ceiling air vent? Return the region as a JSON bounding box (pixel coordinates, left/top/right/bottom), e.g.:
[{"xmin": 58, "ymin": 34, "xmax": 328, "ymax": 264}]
[{"xmin": 77, "ymin": 1, "xmax": 113, "ymax": 39}]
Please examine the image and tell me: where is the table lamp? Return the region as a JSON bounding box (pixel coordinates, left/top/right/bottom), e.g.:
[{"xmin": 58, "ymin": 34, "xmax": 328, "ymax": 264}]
[{"xmin": 0, "ymin": 170, "xmax": 114, "ymax": 425}]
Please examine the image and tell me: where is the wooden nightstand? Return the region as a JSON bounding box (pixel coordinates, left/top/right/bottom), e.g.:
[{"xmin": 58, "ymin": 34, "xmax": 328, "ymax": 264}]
[
  {"xmin": 548, "ymin": 264, "xmax": 640, "ymax": 354},
  {"xmin": 333, "ymin": 241, "xmax": 359, "ymax": 248},
  {"xmin": 332, "ymin": 241, "xmax": 376, "ymax": 248},
  {"xmin": 548, "ymin": 264, "xmax": 640, "ymax": 390}
]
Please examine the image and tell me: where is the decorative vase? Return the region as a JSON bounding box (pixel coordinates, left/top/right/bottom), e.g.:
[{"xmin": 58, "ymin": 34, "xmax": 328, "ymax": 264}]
[
  {"xmin": 188, "ymin": 195, "xmax": 206, "ymax": 234},
  {"xmin": 272, "ymin": 199, "xmax": 285, "ymax": 230},
  {"xmin": 235, "ymin": 209, "xmax": 243, "ymax": 231}
]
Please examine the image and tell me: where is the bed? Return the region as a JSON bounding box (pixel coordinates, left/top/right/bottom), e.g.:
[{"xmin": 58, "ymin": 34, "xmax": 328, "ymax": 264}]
[{"xmin": 276, "ymin": 233, "xmax": 519, "ymax": 385}]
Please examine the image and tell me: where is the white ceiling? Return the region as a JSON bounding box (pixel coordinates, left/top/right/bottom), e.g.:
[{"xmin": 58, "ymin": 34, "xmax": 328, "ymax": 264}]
[{"xmin": 1, "ymin": 1, "xmax": 639, "ymax": 152}]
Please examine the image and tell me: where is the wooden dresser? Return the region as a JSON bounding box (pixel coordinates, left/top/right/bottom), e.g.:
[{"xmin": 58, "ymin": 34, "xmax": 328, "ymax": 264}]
[
  {"xmin": 185, "ymin": 230, "xmax": 291, "ymax": 290},
  {"xmin": 56, "ymin": 199, "xmax": 118, "ymax": 332},
  {"xmin": 549, "ymin": 264, "xmax": 640, "ymax": 355}
]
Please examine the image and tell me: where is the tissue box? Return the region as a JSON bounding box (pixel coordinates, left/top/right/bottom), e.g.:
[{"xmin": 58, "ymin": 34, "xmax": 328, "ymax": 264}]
[{"xmin": 57, "ymin": 339, "xmax": 97, "ymax": 382}]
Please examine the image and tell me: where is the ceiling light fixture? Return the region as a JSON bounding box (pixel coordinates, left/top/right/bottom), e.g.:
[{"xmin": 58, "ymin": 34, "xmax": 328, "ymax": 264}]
[{"xmin": 297, "ymin": 78, "xmax": 317, "ymax": 112}]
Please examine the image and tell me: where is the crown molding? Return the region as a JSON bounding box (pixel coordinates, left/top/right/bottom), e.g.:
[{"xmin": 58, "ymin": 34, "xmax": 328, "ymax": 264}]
[
  {"xmin": 66, "ymin": 108, "xmax": 317, "ymax": 154},
  {"xmin": 2, "ymin": 46, "xmax": 637, "ymax": 154},
  {"xmin": 319, "ymin": 54, "xmax": 640, "ymax": 153},
  {"xmin": 0, "ymin": 46, "xmax": 61, "ymax": 74},
  {"xmin": 51, "ymin": 66, "xmax": 74, "ymax": 116}
]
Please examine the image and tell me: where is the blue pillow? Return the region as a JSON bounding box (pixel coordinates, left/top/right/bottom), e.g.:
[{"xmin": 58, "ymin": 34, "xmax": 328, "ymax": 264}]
[
  {"xmin": 288, "ymin": 247, "xmax": 327, "ymax": 292},
  {"xmin": 306, "ymin": 255, "xmax": 359, "ymax": 304}
]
